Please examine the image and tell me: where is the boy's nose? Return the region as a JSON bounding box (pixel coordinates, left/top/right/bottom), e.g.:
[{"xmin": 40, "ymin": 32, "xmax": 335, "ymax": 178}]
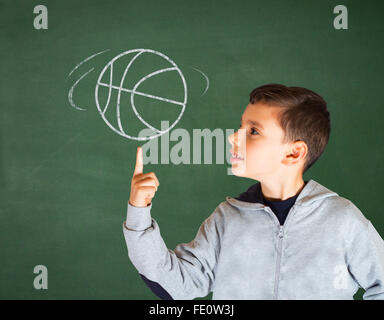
[
  {"xmin": 228, "ymin": 132, "xmax": 234, "ymax": 145},
  {"xmin": 228, "ymin": 131, "xmax": 240, "ymax": 154},
  {"xmin": 229, "ymin": 129, "xmax": 246, "ymax": 154},
  {"xmin": 228, "ymin": 131, "xmax": 238, "ymax": 146}
]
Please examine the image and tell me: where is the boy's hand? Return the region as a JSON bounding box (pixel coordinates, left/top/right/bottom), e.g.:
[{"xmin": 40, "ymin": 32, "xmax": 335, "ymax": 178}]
[{"xmin": 129, "ymin": 146, "xmax": 160, "ymax": 208}]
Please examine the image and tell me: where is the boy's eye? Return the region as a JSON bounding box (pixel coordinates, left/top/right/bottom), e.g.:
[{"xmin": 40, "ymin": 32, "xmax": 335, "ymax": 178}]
[
  {"xmin": 239, "ymin": 124, "xmax": 258, "ymax": 135},
  {"xmin": 250, "ymin": 127, "xmax": 259, "ymax": 135}
]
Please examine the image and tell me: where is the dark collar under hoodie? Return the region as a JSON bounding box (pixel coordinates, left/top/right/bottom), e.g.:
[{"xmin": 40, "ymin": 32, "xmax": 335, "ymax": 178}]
[{"xmin": 236, "ymin": 181, "xmax": 309, "ymax": 226}]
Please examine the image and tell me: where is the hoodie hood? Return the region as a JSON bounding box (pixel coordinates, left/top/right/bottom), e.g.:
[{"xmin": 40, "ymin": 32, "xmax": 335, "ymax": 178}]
[{"xmin": 225, "ymin": 179, "xmax": 339, "ymax": 210}]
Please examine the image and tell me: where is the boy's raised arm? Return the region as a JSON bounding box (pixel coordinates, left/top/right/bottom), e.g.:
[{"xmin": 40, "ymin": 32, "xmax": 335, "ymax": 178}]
[{"xmin": 122, "ymin": 146, "xmax": 222, "ymax": 300}]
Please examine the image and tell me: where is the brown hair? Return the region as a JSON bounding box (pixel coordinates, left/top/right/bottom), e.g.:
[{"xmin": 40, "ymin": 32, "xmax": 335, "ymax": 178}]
[{"xmin": 249, "ymin": 83, "xmax": 331, "ymax": 173}]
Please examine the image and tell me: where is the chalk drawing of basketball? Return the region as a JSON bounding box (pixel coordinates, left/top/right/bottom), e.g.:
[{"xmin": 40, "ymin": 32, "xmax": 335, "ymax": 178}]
[{"xmin": 95, "ymin": 49, "xmax": 187, "ymax": 141}]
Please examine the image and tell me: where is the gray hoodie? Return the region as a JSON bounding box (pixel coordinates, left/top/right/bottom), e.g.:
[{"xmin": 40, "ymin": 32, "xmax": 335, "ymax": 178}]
[{"xmin": 122, "ymin": 179, "xmax": 384, "ymax": 299}]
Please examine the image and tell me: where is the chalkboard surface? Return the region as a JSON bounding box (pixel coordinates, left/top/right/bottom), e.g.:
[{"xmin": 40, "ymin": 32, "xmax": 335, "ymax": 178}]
[{"xmin": 1, "ymin": 0, "xmax": 383, "ymax": 300}]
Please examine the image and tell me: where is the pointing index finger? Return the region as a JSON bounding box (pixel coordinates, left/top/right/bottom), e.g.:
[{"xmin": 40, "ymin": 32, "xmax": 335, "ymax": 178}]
[{"xmin": 134, "ymin": 146, "xmax": 143, "ymax": 175}]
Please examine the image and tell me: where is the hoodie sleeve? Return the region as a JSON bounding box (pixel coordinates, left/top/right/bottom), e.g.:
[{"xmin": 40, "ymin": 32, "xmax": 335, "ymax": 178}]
[
  {"xmin": 122, "ymin": 202, "xmax": 222, "ymax": 300},
  {"xmin": 347, "ymin": 219, "xmax": 384, "ymax": 300}
]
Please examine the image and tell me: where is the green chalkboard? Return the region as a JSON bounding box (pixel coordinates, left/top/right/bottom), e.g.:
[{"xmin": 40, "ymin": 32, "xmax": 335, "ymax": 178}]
[{"xmin": 1, "ymin": 0, "xmax": 383, "ymax": 300}]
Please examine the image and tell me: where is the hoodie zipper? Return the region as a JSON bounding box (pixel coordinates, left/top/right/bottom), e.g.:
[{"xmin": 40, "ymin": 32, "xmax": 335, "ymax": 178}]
[
  {"xmin": 273, "ymin": 225, "xmax": 284, "ymax": 299},
  {"xmin": 265, "ymin": 205, "xmax": 296, "ymax": 300}
]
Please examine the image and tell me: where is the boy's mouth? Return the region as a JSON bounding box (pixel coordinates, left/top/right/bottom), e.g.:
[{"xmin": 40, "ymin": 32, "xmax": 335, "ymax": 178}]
[{"xmin": 230, "ymin": 150, "xmax": 244, "ymax": 162}]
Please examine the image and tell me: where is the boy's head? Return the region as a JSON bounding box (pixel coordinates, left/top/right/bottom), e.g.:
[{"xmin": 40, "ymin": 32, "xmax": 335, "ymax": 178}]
[{"xmin": 228, "ymin": 84, "xmax": 330, "ymax": 181}]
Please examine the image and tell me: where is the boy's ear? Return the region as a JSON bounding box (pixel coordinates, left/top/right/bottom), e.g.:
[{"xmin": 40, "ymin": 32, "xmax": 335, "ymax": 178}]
[{"xmin": 283, "ymin": 140, "xmax": 308, "ymax": 165}]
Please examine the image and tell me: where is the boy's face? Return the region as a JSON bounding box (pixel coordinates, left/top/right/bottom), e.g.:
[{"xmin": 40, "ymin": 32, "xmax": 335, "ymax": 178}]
[{"xmin": 228, "ymin": 102, "xmax": 302, "ymax": 180}]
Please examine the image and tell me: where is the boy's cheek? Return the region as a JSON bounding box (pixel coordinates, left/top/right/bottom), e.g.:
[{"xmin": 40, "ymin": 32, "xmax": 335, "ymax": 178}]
[{"xmin": 245, "ymin": 150, "xmax": 269, "ymax": 172}]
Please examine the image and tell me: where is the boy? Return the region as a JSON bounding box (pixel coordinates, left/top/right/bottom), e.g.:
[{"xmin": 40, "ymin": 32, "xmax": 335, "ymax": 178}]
[{"xmin": 123, "ymin": 84, "xmax": 384, "ymax": 299}]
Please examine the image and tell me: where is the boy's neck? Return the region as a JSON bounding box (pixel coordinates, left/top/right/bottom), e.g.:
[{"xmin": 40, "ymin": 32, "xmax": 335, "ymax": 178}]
[{"xmin": 260, "ymin": 176, "xmax": 306, "ymax": 202}]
